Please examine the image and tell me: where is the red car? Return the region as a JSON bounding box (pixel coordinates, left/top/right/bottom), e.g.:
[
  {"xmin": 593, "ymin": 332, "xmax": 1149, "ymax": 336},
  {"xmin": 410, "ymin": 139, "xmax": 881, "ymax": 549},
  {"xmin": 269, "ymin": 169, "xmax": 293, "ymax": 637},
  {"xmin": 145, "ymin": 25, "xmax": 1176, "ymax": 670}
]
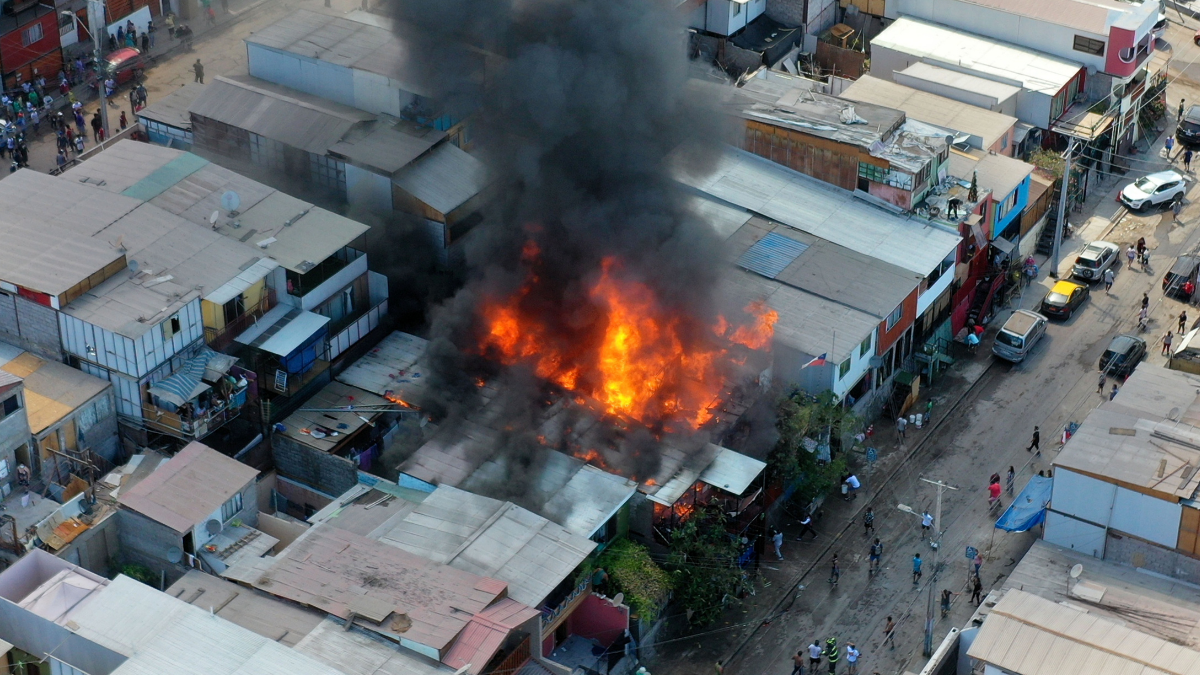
[
  {"xmin": 1194, "ymin": 27, "xmax": 1200, "ymax": 45},
  {"xmin": 104, "ymin": 47, "xmax": 145, "ymax": 85}
]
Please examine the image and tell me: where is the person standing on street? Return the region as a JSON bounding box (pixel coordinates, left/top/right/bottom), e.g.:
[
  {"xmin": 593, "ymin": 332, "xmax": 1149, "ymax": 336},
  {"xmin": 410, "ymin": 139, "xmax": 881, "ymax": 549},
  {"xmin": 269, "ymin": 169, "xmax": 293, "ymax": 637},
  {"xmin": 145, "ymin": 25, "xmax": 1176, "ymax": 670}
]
[
  {"xmin": 1142, "ymin": 292, "xmax": 1150, "ymax": 311},
  {"xmin": 90, "ymin": 111, "xmax": 101, "ymax": 143},
  {"xmin": 193, "ymin": 58, "xmax": 204, "ymax": 84},
  {"xmin": 1174, "ymin": 198, "xmax": 1183, "ymax": 222},
  {"xmin": 808, "ymin": 640, "xmax": 823, "ymax": 672},
  {"xmin": 1164, "ymin": 331, "xmax": 1175, "ymax": 356},
  {"xmin": 829, "ymin": 553, "xmax": 840, "ymax": 586},
  {"xmin": 1186, "ymin": 149, "xmax": 1194, "ymax": 173},
  {"xmin": 1098, "ymin": 372, "xmax": 1107, "ymax": 394},
  {"xmin": 791, "ymin": 651, "xmax": 805, "ymax": 675},
  {"xmin": 869, "ymin": 538, "xmax": 883, "ymax": 575},
  {"xmin": 825, "ymin": 637, "xmax": 840, "ymax": 675},
  {"xmin": 912, "ymin": 554, "xmax": 923, "ymax": 585},
  {"xmin": 973, "ymin": 551, "xmax": 983, "ymax": 577},
  {"xmin": 1027, "ymin": 426, "xmax": 1040, "ymax": 454},
  {"xmin": 921, "ymin": 511, "xmax": 933, "ymax": 539},
  {"xmin": 1181, "ymin": 311, "xmax": 1189, "ymax": 334},
  {"xmin": 797, "ymin": 513, "xmax": 817, "ymax": 541},
  {"xmin": 883, "ymin": 617, "xmax": 897, "ymax": 650},
  {"xmin": 1167, "ymin": 134, "xmax": 1176, "ymax": 159},
  {"xmin": 1103, "ymin": 267, "xmax": 1115, "ymax": 294},
  {"xmin": 896, "ymin": 416, "xmax": 906, "ymax": 443},
  {"xmin": 971, "ymin": 574, "xmax": 984, "ymax": 606},
  {"xmin": 1180, "ymin": 98, "xmax": 1187, "ymax": 122},
  {"xmin": 863, "ymin": 507, "xmax": 875, "ymax": 537},
  {"xmin": 1006, "ymin": 466, "xmax": 1015, "ymax": 496},
  {"xmin": 845, "ymin": 644, "xmax": 860, "ymax": 675},
  {"xmin": 771, "ymin": 528, "xmax": 784, "ymax": 560},
  {"xmin": 1110, "ymin": 383, "xmax": 1120, "ymax": 400}
]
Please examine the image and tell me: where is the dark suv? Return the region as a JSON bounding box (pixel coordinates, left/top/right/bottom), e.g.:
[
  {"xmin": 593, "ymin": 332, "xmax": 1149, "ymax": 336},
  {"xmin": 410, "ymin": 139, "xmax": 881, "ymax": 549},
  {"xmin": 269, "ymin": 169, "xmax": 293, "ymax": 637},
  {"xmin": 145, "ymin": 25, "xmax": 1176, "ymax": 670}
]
[{"xmin": 1179, "ymin": 105, "xmax": 1200, "ymax": 146}]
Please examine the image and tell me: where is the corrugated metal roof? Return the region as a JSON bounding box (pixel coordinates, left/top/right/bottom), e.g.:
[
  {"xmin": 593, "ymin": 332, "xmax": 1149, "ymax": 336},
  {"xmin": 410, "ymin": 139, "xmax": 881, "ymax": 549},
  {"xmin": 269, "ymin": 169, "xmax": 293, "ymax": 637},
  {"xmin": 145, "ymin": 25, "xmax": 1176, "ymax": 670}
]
[
  {"xmin": 872, "ymin": 17, "xmax": 1083, "ymax": 96},
  {"xmin": 676, "ymin": 146, "xmax": 961, "ymax": 277},
  {"xmin": 329, "ymin": 120, "xmax": 445, "ymax": 177},
  {"xmin": 973, "ymin": 151, "xmax": 1035, "ymax": 203},
  {"xmin": 189, "ymin": 76, "xmax": 373, "ymax": 155},
  {"xmin": 117, "ymin": 442, "xmax": 259, "ymax": 532},
  {"xmin": 0, "ymin": 352, "xmax": 110, "ymax": 435},
  {"xmin": 840, "ymin": 75, "xmax": 1017, "ymax": 150},
  {"xmin": 135, "ymin": 84, "xmax": 201, "ymax": 130},
  {"xmin": 393, "ymin": 142, "xmax": 489, "ymax": 215},
  {"xmin": 233, "ymin": 304, "xmax": 329, "ymax": 357},
  {"xmin": 737, "ymin": 231, "xmax": 809, "ymax": 278},
  {"xmin": 896, "ymin": 62, "xmax": 1022, "ymax": 103},
  {"xmin": 246, "ymin": 10, "xmax": 430, "ymax": 96},
  {"xmin": 293, "ymin": 617, "xmax": 453, "ymax": 675},
  {"xmin": 278, "ymin": 380, "xmax": 388, "ymax": 451},
  {"xmin": 375, "ymin": 485, "xmax": 596, "ymax": 607},
  {"xmin": 698, "ymin": 446, "xmax": 766, "ymax": 496}
]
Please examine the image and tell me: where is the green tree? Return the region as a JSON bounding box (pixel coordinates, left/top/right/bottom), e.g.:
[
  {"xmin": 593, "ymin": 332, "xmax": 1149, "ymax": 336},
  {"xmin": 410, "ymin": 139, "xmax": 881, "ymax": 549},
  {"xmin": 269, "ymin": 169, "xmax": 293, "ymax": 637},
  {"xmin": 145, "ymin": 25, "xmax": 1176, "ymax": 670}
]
[
  {"xmin": 582, "ymin": 539, "xmax": 672, "ymax": 622},
  {"xmin": 664, "ymin": 506, "xmax": 745, "ymax": 626},
  {"xmin": 771, "ymin": 392, "xmax": 856, "ymax": 508}
]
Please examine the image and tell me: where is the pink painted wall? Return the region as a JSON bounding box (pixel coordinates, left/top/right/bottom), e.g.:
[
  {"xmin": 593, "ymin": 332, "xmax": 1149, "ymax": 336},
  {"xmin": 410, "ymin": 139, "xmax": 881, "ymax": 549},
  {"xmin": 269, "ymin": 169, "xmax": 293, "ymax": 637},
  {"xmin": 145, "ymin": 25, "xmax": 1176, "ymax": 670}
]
[{"xmin": 567, "ymin": 595, "xmax": 630, "ymax": 648}]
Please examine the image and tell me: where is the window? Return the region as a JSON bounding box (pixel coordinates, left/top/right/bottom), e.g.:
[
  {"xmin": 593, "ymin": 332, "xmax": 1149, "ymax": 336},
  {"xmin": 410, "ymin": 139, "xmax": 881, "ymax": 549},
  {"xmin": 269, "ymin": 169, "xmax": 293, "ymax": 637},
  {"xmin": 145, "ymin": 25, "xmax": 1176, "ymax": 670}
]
[
  {"xmin": 858, "ymin": 162, "xmax": 887, "ymax": 183},
  {"xmin": 1000, "ymin": 133, "xmax": 1008, "ymax": 150},
  {"xmin": 222, "ymin": 295, "xmax": 245, "ymax": 324},
  {"xmin": 341, "ymin": 286, "xmax": 355, "ymax": 317},
  {"xmin": 1073, "ymin": 35, "xmax": 1105, "ymax": 56},
  {"xmin": 309, "ymin": 154, "xmax": 346, "ymax": 197},
  {"xmin": 838, "ymin": 358, "xmax": 851, "ymax": 379},
  {"xmin": 162, "ymin": 315, "xmax": 182, "ymax": 340},
  {"xmin": 0, "ymin": 394, "xmax": 20, "ymax": 420},
  {"xmin": 248, "ymin": 133, "xmax": 284, "ymax": 171},
  {"xmin": 859, "ymin": 336, "xmax": 872, "ymax": 358},
  {"xmin": 21, "ymin": 23, "xmax": 42, "ymax": 47},
  {"xmin": 886, "ymin": 304, "xmax": 904, "ymax": 331},
  {"xmin": 733, "ymin": 1, "xmax": 742, "ymax": 14},
  {"xmin": 220, "ymin": 492, "xmax": 243, "ymax": 522}
]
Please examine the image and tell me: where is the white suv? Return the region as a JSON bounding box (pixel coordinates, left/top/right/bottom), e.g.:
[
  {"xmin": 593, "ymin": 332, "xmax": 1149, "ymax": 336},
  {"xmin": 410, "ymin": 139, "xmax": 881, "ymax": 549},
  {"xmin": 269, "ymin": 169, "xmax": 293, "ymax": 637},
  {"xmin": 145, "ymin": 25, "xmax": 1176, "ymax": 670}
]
[{"xmin": 1120, "ymin": 171, "xmax": 1187, "ymax": 211}]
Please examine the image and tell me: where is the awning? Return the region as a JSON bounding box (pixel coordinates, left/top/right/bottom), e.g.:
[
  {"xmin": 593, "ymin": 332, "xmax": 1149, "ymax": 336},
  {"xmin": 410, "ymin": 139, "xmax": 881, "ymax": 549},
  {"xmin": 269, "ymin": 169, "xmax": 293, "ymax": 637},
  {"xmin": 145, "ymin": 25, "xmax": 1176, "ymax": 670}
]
[
  {"xmin": 236, "ymin": 304, "xmax": 330, "ymax": 357},
  {"xmin": 203, "ymin": 352, "xmax": 238, "ymax": 382},
  {"xmin": 1013, "ymin": 122, "xmax": 1034, "ymax": 145},
  {"xmin": 995, "ymin": 475, "xmax": 1053, "ymax": 532},
  {"xmin": 968, "ymin": 217, "xmax": 986, "ymax": 249},
  {"xmin": 991, "ymin": 236, "xmax": 1016, "ymax": 256},
  {"xmin": 147, "ymin": 348, "xmax": 236, "ymax": 407}
]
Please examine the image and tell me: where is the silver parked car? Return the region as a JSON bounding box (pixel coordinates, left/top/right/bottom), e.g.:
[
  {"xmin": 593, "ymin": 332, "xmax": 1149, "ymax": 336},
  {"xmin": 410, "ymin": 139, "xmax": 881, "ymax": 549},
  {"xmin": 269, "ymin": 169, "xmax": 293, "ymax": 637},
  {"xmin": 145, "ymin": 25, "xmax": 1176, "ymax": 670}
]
[
  {"xmin": 1072, "ymin": 241, "xmax": 1120, "ymax": 282},
  {"xmin": 1120, "ymin": 171, "xmax": 1187, "ymax": 211}
]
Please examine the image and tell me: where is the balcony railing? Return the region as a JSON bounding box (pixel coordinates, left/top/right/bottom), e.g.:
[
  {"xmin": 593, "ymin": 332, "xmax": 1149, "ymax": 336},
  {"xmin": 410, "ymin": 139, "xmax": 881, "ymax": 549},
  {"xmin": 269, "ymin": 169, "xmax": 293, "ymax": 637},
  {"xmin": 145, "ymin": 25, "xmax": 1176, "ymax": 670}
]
[
  {"xmin": 139, "ymin": 397, "xmax": 243, "ymax": 441},
  {"xmin": 205, "ymin": 289, "xmax": 277, "ymax": 351}
]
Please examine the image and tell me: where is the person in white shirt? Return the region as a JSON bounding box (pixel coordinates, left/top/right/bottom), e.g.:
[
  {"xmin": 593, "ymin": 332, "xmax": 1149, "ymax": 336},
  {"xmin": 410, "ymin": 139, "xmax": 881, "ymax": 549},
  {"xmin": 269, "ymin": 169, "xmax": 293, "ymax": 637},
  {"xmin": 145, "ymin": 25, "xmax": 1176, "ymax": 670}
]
[
  {"xmin": 845, "ymin": 644, "xmax": 860, "ymax": 675},
  {"xmin": 921, "ymin": 511, "xmax": 933, "ymax": 539},
  {"xmin": 771, "ymin": 528, "xmax": 784, "ymax": 560},
  {"xmin": 808, "ymin": 640, "xmax": 823, "ymax": 671}
]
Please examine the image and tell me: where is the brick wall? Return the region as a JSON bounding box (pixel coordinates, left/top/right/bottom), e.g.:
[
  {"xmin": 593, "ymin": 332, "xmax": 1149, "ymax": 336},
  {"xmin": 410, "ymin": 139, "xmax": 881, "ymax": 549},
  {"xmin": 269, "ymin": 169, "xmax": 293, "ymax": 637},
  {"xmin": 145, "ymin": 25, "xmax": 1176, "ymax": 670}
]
[
  {"xmin": 766, "ymin": 0, "xmax": 805, "ymax": 27},
  {"xmin": 0, "ymin": 293, "xmax": 62, "ymax": 360},
  {"xmin": 1105, "ymin": 531, "xmax": 1200, "ymax": 584},
  {"xmin": 271, "ymin": 434, "xmax": 358, "ymax": 500}
]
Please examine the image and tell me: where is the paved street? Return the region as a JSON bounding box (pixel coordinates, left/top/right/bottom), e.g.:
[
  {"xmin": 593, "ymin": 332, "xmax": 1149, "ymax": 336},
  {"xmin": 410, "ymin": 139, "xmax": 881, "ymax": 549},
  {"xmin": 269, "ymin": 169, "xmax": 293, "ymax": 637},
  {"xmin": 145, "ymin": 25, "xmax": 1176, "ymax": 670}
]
[{"xmin": 654, "ymin": 23, "xmax": 1200, "ymax": 675}]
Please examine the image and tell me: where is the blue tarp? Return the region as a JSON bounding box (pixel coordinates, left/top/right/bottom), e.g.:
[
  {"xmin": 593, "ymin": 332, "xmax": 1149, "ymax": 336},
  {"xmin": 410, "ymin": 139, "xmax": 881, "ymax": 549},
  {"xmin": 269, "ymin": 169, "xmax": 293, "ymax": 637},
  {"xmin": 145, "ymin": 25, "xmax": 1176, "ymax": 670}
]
[{"xmin": 995, "ymin": 475, "xmax": 1053, "ymax": 532}]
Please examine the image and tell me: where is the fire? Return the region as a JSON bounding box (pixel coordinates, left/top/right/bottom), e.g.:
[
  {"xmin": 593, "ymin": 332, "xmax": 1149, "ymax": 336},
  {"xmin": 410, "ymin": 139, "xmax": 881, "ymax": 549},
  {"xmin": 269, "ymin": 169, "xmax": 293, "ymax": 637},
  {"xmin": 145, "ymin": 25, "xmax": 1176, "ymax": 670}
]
[
  {"xmin": 479, "ymin": 253, "xmax": 775, "ymax": 429},
  {"xmin": 383, "ymin": 390, "xmax": 416, "ymax": 408}
]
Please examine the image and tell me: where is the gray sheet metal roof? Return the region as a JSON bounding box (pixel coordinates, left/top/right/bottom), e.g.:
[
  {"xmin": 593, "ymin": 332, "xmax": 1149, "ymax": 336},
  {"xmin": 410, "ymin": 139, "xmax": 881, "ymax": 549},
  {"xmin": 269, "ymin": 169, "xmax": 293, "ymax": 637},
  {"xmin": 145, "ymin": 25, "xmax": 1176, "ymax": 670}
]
[
  {"xmin": 736, "ymin": 231, "xmax": 809, "ymax": 278},
  {"xmin": 732, "ymin": 78, "xmax": 905, "ymax": 150},
  {"xmin": 335, "ymin": 330, "xmax": 431, "ymax": 407},
  {"xmin": 896, "ymin": 62, "xmax": 1022, "ymax": 103},
  {"xmin": 246, "ymin": 10, "xmax": 429, "ymax": 96},
  {"xmin": 699, "ymin": 446, "xmax": 766, "ymax": 496},
  {"xmin": 329, "ymin": 120, "xmax": 445, "ymax": 176},
  {"xmin": 189, "ymin": 76, "xmax": 373, "ymax": 155},
  {"xmin": 294, "ymin": 617, "xmax": 454, "ymax": 675},
  {"xmin": 393, "ymin": 142, "xmax": 489, "ymax": 215},
  {"xmin": 840, "ymin": 75, "xmax": 1017, "ymax": 151},
  {"xmin": 675, "ymin": 147, "xmax": 961, "ymax": 276},
  {"xmin": 135, "ymin": 84, "xmax": 201, "ymax": 130},
  {"xmin": 374, "ymin": 485, "xmax": 596, "ymax": 607},
  {"xmin": 972, "ymin": 151, "xmax": 1034, "ymax": 202}
]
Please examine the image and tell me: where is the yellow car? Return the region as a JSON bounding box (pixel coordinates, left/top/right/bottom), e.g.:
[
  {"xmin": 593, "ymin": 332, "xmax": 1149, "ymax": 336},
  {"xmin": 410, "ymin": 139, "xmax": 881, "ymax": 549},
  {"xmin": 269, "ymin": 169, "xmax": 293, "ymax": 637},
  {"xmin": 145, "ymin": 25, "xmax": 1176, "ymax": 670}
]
[{"xmin": 1040, "ymin": 279, "xmax": 1090, "ymax": 319}]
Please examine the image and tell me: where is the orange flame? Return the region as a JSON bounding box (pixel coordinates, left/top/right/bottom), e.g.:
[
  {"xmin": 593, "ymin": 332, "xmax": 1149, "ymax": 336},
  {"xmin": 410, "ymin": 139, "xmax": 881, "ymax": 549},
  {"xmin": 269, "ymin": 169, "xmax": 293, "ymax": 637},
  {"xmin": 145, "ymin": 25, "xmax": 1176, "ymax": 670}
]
[
  {"xmin": 383, "ymin": 391, "xmax": 416, "ymax": 408},
  {"xmin": 479, "ymin": 251, "xmax": 775, "ymax": 429}
]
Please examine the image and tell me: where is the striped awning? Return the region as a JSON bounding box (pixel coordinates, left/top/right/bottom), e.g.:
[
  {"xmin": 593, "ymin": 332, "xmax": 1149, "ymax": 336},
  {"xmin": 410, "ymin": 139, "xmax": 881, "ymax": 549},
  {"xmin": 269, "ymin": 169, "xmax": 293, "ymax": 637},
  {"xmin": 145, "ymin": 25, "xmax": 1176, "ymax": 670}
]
[{"xmin": 147, "ymin": 348, "xmax": 236, "ymax": 407}]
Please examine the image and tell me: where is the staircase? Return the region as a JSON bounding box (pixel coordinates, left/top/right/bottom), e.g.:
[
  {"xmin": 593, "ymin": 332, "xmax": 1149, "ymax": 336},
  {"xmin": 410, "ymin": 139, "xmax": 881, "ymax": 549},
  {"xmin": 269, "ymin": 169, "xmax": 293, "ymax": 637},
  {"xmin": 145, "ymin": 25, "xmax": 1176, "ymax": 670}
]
[{"xmin": 966, "ymin": 274, "xmax": 995, "ymax": 327}]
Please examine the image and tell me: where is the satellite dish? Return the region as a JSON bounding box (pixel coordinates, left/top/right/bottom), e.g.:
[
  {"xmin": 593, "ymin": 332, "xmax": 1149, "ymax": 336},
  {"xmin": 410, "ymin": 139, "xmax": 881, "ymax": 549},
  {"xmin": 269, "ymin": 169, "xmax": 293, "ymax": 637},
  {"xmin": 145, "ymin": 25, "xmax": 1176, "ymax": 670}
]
[
  {"xmin": 128, "ymin": 259, "xmax": 139, "ymax": 274},
  {"xmin": 611, "ymin": 592, "xmax": 624, "ymax": 606},
  {"xmin": 221, "ymin": 190, "xmax": 241, "ymax": 213},
  {"xmin": 1070, "ymin": 564, "xmax": 1083, "ymax": 579},
  {"xmin": 205, "ymin": 518, "xmax": 222, "ymax": 535},
  {"xmin": 209, "ymin": 210, "xmax": 219, "ymax": 225},
  {"xmin": 166, "ymin": 546, "xmax": 183, "ymax": 563}
]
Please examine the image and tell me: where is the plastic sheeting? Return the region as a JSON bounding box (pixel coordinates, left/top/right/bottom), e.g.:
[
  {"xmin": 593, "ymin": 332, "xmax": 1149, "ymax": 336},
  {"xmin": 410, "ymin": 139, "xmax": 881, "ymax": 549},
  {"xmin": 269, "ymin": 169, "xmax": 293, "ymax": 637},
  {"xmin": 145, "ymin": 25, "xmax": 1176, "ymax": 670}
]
[{"xmin": 995, "ymin": 475, "xmax": 1053, "ymax": 532}]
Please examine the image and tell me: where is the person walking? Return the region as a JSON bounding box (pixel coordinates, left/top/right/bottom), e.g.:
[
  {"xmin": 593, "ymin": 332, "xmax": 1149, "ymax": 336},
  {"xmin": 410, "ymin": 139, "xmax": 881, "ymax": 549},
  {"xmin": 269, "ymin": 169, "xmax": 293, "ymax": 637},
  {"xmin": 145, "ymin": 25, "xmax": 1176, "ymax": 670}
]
[
  {"xmin": 1027, "ymin": 426, "xmax": 1040, "ymax": 454},
  {"xmin": 972, "ymin": 551, "xmax": 983, "ymax": 577},
  {"xmin": 90, "ymin": 111, "xmax": 101, "ymax": 143},
  {"xmin": 1006, "ymin": 466, "xmax": 1015, "ymax": 497},
  {"xmin": 1103, "ymin": 267, "xmax": 1115, "ymax": 294},
  {"xmin": 1142, "ymin": 292, "xmax": 1150, "ymax": 311},
  {"xmin": 921, "ymin": 511, "xmax": 933, "ymax": 539},
  {"xmin": 883, "ymin": 617, "xmax": 897, "ymax": 650},
  {"xmin": 912, "ymin": 553, "xmax": 923, "ymax": 585},
  {"xmin": 1174, "ymin": 198, "xmax": 1183, "ymax": 222},
  {"xmin": 193, "ymin": 58, "xmax": 205, "ymax": 84},
  {"xmin": 797, "ymin": 513, "xmax": 818, "ymax": 541},
  {"xmin": 55, "ymin": 149, "xmax": 66, "ymax": 171},
  {"xmin": 808, "ymin": 640, "xmax": 823, "ymax": 673},
  {"xmin": 791, "ymin": 650, "xmax": 805, "ymax": 675},
  {"xmin": 1098, "ymin": 371, "xmax": 1107, "ymax": 395},
  {"xmin": 971, "ymin": 574, "xmax": 984, "ymax": 606},
  {"xmin": 863, "ymin": 507, "xmax": 875, "ymax": 537},
  {"xmin": 829, "ymin": 553, "xmax": 840, "ymax": 586},
  {"xmin": 1167, "ymin": 134, "xmax": 1176, "ymax": 159},
  {"xmin": 1180, "ymin": 98, "xmax": 1187, "ymax": 122},
  {"xmin": 1127, "ymin": 245, "xmax": 1137, "ymax": 269},
  {"xmin": 1110, "ymin": 383, "xmax": 1120, "ymax": 400},
  {"xmin": 941, "ymin": 589, "xmax": 955, "ymax": 617},
  {"xmin": 1186, "ymin": 149, "xmax": 1194, "ymax": 173},
  {"xmin": 1181, "ymin": 311, "xmax": 1189, "ymax": 334},
  {"xmin": 869, "ymin": 538, "xmax": 883, "ymax": 575},
  {"xmin": 772, "ymin": 528, "xmax": 784, "ymax": 560},
  {"xmin": 845, "ymin": 644, "xmax": 860, "ymax": 675},
  {"xmin": 825, "ymin": 637, "xmax": 840, "ymax": 675},
  {"xmin": 119, "ymin": 110, "xmax": 128, "ymax": 130},
  {"xmin": 73, "ymin": 133, "xmax": 84, "ymax": 154},
  {"xmin": 1164, "ymin": 330, "xmax": 1175, "ymax": 356},
  {"xmin": 896, "ymin": 416, "xmax": 906, "ymax": 443}
]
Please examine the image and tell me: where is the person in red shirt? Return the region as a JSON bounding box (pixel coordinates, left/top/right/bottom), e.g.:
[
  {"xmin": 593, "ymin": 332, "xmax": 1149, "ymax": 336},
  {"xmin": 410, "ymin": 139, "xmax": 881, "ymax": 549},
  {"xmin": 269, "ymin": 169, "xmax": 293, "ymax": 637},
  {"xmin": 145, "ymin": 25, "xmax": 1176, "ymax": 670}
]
[
  {"xmin": 1184, "ymin": 280, "xmax": 1195, "ymax": 298},
  {"xmin": 988, "ymin": 479, "xmax": 1002, "ymax": 507}
]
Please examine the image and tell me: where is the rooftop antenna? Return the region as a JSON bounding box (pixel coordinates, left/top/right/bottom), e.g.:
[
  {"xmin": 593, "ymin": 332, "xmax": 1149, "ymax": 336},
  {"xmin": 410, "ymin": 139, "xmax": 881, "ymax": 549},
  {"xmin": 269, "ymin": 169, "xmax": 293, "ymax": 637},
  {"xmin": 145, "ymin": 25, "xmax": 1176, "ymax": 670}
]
[{"xmin": 209, "ymin": 210, "xmax": 220, "ymax": 230}]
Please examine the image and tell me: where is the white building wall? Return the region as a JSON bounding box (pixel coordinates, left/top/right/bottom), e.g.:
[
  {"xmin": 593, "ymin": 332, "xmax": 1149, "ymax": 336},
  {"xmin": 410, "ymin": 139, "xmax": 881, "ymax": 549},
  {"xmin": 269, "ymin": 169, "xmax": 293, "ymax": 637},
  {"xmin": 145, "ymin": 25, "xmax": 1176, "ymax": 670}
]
[
  {"xmin": 350, "ymin": 69, "xmax": 414, "ymax": 118},
  {"xmin": 1044, "ymin": 510, "xmax": 1107, "ymax": 557},
  {"xmin": 917, "ymin": 263, "xmax": 954, "ymax": 316},
  {"xmin": 247, "ymin": 45, "xmax": 356, "ymax": 109},
  {"xmin": 832, "ymin": 330, "xmax": 877, "ymax": 400},
  {"xmin": 59, "ymin": 300, "xmax": 202, "ymax": 380},
  {"xmin": 1110, "ymin": 486, "xmax": 1181, "ymax": 548},
  {"xmin": 1049, "ymin": 468, "xmax": 1116, "ymax": 525},
  {"xmin": 300, "ymin": 254, "xmax": 369, "ymax": 311}
]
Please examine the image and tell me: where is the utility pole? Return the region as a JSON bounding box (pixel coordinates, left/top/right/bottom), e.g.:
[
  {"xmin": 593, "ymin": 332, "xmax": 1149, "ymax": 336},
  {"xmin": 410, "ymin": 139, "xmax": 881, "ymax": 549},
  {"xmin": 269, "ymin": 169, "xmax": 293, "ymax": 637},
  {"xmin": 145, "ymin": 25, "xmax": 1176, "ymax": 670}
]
[
  {"xmin": 85, "ymin": 0, "xmax": 110, "ymax": 139},
  {"xmin": 1049, "ymin": 138, "xmax": 1079, "ymax": 278},
  {"xmin": 919, "ymin": 477, "xmax": 958, "ymax": 657}
]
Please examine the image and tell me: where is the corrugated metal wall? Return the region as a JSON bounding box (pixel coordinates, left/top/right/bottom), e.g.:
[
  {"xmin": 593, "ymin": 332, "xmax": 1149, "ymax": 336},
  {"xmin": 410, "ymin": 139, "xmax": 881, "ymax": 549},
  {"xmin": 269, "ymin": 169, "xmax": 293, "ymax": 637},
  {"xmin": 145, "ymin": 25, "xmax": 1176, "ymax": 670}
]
[{"xmin": 247, "ymin": 45, "xmax": 355, "ymax": 110}]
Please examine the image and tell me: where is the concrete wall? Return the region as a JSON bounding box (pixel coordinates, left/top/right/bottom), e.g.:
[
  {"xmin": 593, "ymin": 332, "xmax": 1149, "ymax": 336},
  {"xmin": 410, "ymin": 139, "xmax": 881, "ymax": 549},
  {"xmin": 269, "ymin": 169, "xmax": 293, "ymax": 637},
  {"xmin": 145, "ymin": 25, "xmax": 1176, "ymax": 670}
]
[
  {"xmin": 0, "ymin": 292, "xmax": 62, "ymax": 360},
  {"xmin": 58, "ymin": 513, "xmax": 120, "ymax": 577},
  {"xmin": 192, "ymin": 480, "xmax": 260, "ymax": 549},
  {"xmin": 0, "ymin": 597, "xmax": 126, "ymax": 675},
  {"xmin": 1105, "ymin": 530, "xmax": 1200, "ymax": 585},
  {"xmin": 0, "ymin": 386, "xmax": 28, "ymax": 492},
  {"xmin": 271, "ymin": 434, "xmax": 358, "ymax": 502},
  {"xmin": 115, "ymin": 508, "xmax": 186, "ymax": 584}
]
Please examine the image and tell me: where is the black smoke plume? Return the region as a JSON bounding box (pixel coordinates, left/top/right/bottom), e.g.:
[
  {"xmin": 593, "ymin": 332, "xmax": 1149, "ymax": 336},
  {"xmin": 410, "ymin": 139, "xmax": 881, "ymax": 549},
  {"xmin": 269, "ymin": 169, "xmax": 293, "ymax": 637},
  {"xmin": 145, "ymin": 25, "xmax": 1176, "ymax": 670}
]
[{"xmin": 385, "ymin": 0, "xmax": 734, "ymax": 493}]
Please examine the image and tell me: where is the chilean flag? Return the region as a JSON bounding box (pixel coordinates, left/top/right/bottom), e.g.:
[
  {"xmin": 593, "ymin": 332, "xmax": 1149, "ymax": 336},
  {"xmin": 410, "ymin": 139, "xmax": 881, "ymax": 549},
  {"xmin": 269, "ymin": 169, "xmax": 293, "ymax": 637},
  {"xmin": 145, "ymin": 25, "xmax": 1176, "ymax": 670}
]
[{"xmin": 802, "ymin": 353, "xmax": 827, "ymax": 369}]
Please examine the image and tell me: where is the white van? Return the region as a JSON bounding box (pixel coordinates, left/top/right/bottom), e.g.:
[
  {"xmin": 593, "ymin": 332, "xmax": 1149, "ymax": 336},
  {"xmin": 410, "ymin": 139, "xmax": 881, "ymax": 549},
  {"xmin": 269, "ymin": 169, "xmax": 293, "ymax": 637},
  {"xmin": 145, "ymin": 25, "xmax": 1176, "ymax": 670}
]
[{"xmin": 992, "ymin": 310, "xmax": 1049, "ymax": 363}]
